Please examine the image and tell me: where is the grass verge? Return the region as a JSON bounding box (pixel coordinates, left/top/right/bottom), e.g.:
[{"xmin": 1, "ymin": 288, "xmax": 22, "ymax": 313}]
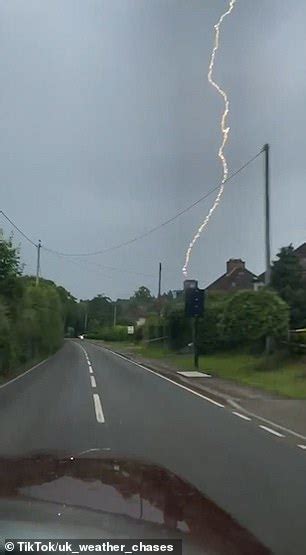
[{"xmin": 99, "ymin": 340, "xmax": 306, "ymax": 399}]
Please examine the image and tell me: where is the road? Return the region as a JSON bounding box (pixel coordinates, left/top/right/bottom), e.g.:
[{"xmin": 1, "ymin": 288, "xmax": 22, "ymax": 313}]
[{"xmin": 1, "ymin": 339, "xmax": 306, "ymax": 553}]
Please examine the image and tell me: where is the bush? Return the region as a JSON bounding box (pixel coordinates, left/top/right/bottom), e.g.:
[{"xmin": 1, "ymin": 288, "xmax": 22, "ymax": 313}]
[
  {"xmin": 0, "ymin": 232, "xmax": 69, "ymax": 375},
  {"xmin": 197, "ymin": 299, "xmax": 227, "ymax": 354},
  {"xmin": 134, "ymin": 325, "xmax": 144, "ymax": 343},
  {"xmin": 15, "ymin": 283, "xmax": 63, "ymax": 361},
  {"xmin": 221, "ymin": 289, "xmax": 289, "ymax": 349},
  {"xmin": 166, "ymin": 309, "xmax": 192, "ymax": 351},
  {"xmin": 0, "ymin": 281, "xmax": 64, "ymax": 374},
  {"xmin": 87, "ymin": 326, "xmax": 130, "ymax": 342},
  {"xmin": 143, "ymin": 315, "xmax": 165, "ymax": 343}
]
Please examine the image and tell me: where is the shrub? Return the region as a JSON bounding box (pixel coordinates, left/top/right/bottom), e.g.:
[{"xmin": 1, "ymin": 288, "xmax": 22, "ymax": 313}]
[
  {"xmin": 221, "ymin": 289, "xmax": 289, "ymax": 349},
  {"xmin": 197, "ymin": 300, "xmax": 227, "ymax": 354},
  {"xmin": 143, "ymin": 315, "xmax": 165, "ymax": 342},
  {"xmin": 134, "ymin": 325, "xmax": 144, "ymax": 343},
  {"xmin": 166, "ymin": 309, "xmax": 192, "ymax": 351},
  {"xmin": 87, "ymin": 326, "xmax": 130, "ymax": 342}
]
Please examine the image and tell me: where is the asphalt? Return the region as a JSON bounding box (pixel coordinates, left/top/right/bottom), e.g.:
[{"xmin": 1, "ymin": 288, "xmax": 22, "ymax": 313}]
[{"xmin": 1, "ymin": 339, "xmax": 306, "ymax": 554}]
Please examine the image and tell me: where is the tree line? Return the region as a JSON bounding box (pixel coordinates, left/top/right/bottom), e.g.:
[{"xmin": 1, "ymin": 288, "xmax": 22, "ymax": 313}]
[
  {"xmin": 0, "ymin": 230, "xmax": 167, "ymax": 373},
  {"xmin": 1, "ymin": 226, "xmax": 305, "ymax": 373},
  {"xmin": 74, "ymin": 243, "xmax": 306, "ymax": 352}
]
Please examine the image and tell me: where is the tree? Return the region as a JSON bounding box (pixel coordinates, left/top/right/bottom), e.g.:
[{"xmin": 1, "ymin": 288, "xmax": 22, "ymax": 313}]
[
  {"xmin": 132, "ymin": 286, "xmax": 152, "ymax": 302},
  {"xmin": 84, "ymin": 294, "xmax": 113, "ymax": 331},
  {"xmin": 16, "ymin": 282, "xmax": 63, "ymax": 361},
  {"xmin": 0, "ymin": 231, "xmax": 24, "ymax": 312},
  {"xmin": 221, "ymin": 289, "xmax": 289, "ymax": 348},
  {"xmin": 21, "ymin": 276, "xmax": 81, "ymax": 335},
  {"xmin": 271, "ymin": 245, "xmax": 306, "ymax": 328},
  {"xmin": 0, "ymin": 230, "xmax": 22, "ymax": 283}
]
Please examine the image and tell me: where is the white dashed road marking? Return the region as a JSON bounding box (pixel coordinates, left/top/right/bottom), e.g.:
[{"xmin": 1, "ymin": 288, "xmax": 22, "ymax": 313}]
[
  {"xmin": 93, "ymin": 393, "xmax": 105, "ymax": 423},
  {"xmin": 232, "ymin": 411, "xmax": 251, "ymax": 421},
  {"xmin": 260, "ymin": 425, "xmax": 284, "ymax": 438},
  {"xmin": 81, "ymin": 342, "xmax": 306, "ymax": 450},
  {"xmin": 77, "ymin": 343, "xmax": 105, "ymax": 423}
]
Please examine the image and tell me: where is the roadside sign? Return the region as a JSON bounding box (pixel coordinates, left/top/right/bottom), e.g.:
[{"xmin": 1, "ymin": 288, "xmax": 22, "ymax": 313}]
[
  {"xmin": 185, "ymin": 288, "xmax": 205, "ymax": 318},
  {"xmin": 184, "ymin": 279, "xmax": 198, "ymax": 291},
  {"xmin": 127, "ymin": 326, "xmax": 134, "ymax": 335}
]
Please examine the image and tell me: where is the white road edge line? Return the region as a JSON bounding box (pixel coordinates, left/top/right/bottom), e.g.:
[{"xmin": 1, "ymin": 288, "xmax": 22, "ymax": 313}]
[
  {"xmin": 297, "ymin": 444, "xmax": 306, "ymax": 450},
  {"xmin": 89, "ymin": 366, "xmax": 93, "ymax": 374},
  {"xmin": 79, "ymin": 341, "xmax": 306, "ymax": 443},
  {"xmin": 93, "ymin": 393, "xmax": 105, "ymax": 423},
  {"xmin": 232, "ymin": 411, "xmax": 251, "ymax": 421},
  {"xmin": 259, "ymin": 425, "xmax": 284, "ymax": 438},
  {"xmin": 0, "ymin": 356, "xmax": 51, "ymax": 390},
  {"xmin": 90, "ymin": 375, "xmax": 97, "ymax": 388},
  {"xmin": 92, "ymin": 344, "xmax": 224, "ymax": 409},
  {"xmin": 229, "ymin": 398, "xmax": 306, "ymax": 442}
]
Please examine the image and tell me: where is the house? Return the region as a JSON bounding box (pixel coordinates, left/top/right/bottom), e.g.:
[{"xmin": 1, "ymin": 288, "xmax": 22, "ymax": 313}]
[{"xmin": 206, "ymin": 259, "xmax": 257, "ymax": 294}]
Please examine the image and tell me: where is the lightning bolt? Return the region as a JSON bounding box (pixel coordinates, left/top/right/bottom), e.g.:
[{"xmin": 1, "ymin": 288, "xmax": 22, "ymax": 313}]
[{"xmin": 182, "ymin": 0, "xmax": 237, "ymax": 277}]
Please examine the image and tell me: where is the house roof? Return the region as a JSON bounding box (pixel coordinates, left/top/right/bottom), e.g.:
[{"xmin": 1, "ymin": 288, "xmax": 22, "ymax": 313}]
[
  {"xmin": 206, "ymin": 267, "xmax": 257, "ymax": 292},
  {"xmin": 294, "ymin": 242, "xmax": 306, "ymax": 257}
]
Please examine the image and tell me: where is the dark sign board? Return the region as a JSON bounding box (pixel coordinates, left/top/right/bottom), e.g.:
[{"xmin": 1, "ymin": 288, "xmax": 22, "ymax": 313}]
[{"xmin": 185, "ymin": 287, "xmax": 205, "ymax": 318}]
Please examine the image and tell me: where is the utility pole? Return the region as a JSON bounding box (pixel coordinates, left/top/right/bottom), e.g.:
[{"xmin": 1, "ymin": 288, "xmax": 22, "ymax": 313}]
[
  {"xmin": 263, "ymin": 144, "xmax": 272, "ymax": 354},
  {"xmin": 158, "ymin": 262, "xmax": 162, "ymax": 299},
  {"xmin": 113, "ymin": 302, "xmax": 117, "ymax": 327},
  {"xmin": 84, "ymin": 311, "xmax": 88, "ymax": 333},
  {"xmin": 263, "ymin": 144, "xmax": 271, "ymax": 286},
  {"xmin": 36, "ymin": 240, "xmax": 41, "ymax": 286}
]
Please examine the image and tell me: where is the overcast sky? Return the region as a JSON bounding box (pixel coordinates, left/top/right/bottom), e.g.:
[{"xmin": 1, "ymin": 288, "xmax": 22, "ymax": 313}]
[{"xmin": 1, "ymin": 0, "xmax": 305, "ymax": 299}]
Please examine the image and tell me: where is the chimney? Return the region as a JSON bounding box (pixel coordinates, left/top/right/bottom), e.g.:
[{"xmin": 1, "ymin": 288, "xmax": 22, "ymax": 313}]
[{"xmin": 226, "ymin": 259, "xmax": 245, "ymax": 275}]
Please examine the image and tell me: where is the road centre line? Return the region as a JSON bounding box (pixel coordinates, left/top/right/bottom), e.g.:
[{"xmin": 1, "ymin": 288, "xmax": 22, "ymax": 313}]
[
  {"xmin": 232, "ymin": 411, "xmax": 251, "ymax": 421},
  {"xmin": 90, "ymin": 375, "xmax": 96, "ymax": 388},
  {"xmin": 93, "ymin": 393, "xmax": 105, "ymax": 423},
  {"xmin": 89, "ymin": 366, "xmax": 93, "ymax": 374},
  {"xmin": 85, "ymin": 342, "xmax": 306, "ymax": 449},
  {"xmin": 259, "ymin": 425, "xmax": 285, "ymax": 438}
]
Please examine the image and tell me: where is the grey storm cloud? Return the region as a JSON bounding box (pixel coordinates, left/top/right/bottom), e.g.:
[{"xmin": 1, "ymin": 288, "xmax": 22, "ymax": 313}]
[{"xmin": 0, "ymin": 0, "xmax": 305, "ymax": 299}]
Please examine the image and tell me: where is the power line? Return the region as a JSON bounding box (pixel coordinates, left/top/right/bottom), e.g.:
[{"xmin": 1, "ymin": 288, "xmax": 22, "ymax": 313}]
[
  {"xmin": 0, "ymin": 209, "xmax": 154, "ymax": 278},
  {"xmin": 1, "ymin": 148, "xmax": 263, "ymax": 259},
  {"xmin": 44, "ymin": 248, "xmax": 155, "ymax": 279},
  {"xmin": 43, "ymin": 249, "xmax": 156, "ymax": 295},
  {"xmin": 41, "ymin": 149, "xmax": 263, "ymax": 257},
  {"xmin": 0, "ymin": 210, "xmax": 37, "ymax": 247}
]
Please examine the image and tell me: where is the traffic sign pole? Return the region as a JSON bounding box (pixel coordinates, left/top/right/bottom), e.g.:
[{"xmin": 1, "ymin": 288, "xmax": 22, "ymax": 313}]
[{"xmin": 193, "ymin": 315, "xmax": 199, "ymax": 369}]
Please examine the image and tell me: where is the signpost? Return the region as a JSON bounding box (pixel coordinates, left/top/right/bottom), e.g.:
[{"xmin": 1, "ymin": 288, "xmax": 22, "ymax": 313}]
[{"xmin": 184, "ymin": 280, "xmax": 205, "ymax": 369}]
